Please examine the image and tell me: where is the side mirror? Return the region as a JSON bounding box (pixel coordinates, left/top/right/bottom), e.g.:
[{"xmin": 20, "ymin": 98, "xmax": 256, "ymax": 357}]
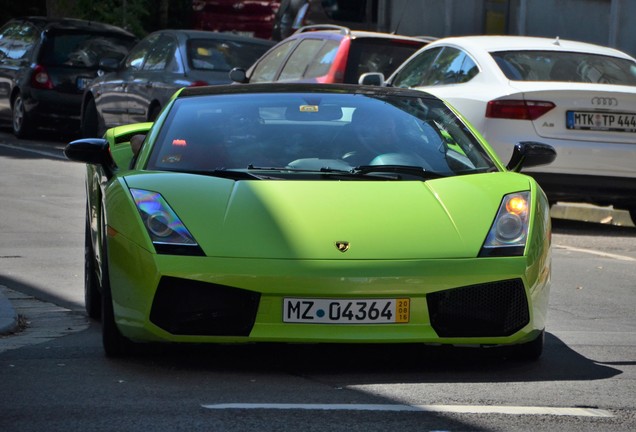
[
  {"xmin": 359, "ymin": 72, "xmax": 385, "ymax": 86},
  {"xmin": 64, "ymin": 138, "xmax": 117, "ymax": 177},
  {"xmin": 98, "ymin": 57, "xmax": 120, "ymax": 72},
  {"xmin": 229, "ymin": 67, "xmax": 248, "ymax": 83},
  {"xmin": 506, "ymin": 141, "xmax": 557, "ymax": 172}
]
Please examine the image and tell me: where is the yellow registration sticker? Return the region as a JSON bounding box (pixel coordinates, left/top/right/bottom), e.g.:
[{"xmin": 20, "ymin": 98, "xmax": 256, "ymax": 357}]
[{"xmin": 396, "ymin": 298, "xmax": 410, "ymax": 323}]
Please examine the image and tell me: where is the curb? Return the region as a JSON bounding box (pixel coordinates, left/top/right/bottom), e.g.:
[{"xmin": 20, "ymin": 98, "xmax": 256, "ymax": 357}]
[
  {"xmin": 0, "ymin": 286, "xmax": 18, "ymax": 335},
  {"xmin": 551, "ymin": 203, "xmax": 635, "ymax": 227}
]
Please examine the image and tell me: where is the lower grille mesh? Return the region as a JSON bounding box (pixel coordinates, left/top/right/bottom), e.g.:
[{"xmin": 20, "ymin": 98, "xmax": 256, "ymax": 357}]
[
  {"xmin": 427, "ymin": 278, "xmax": 529, "ymax": 337},
  {"xmin": 150, "ymin": 277, "xmax": 260, "ymax": 336}
]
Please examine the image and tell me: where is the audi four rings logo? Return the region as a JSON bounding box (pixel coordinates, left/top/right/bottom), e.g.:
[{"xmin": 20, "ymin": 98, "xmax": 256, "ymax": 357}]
[{"xmin": 591, "ymin": 97, "xmax": 618, "ymax": 106}]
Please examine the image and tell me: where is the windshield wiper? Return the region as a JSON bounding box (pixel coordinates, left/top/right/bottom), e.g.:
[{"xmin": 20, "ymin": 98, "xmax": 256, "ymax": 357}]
[
  {"xmin": 183, "ymin": 169, "xmax": 268, "ymax": 180},
  {"xmin": 353, "ymin": 165, "xmax": 446, "ymax": 180}
]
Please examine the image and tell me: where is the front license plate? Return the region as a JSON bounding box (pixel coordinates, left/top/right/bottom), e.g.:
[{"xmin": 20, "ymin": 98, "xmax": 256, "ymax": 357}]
[
  {"xmin": 283, "ymin": 298, "xmax": 410, "ymax": 324},
  {"xmin": 566, "ymin": 111, "xmax": 636, "ymax": 132}
]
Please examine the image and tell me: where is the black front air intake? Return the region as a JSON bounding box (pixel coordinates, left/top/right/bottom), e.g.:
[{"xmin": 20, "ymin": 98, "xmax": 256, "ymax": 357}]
[
  {"xmin": 150, "ymin": 277, "xmax": 260, "ymax": 336},
  {"xmin": 427, "ymin": 278, "xmax": 529, "ymax": 337}
]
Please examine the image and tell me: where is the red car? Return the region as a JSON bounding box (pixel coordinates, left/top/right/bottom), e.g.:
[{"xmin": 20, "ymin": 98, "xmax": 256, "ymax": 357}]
[
  {"xmin": 192, "ymin": 0, "xmax": 280, "ymax": 39},
  {"xmin": 230, "ymin": 25, "xmax": 430, "ymax": 84}
]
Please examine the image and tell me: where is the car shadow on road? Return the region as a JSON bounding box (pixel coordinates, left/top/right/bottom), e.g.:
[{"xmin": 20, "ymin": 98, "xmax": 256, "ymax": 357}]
[{"xmin": 123, "ymin": 331, "xmax": 621, "ymax": 384}]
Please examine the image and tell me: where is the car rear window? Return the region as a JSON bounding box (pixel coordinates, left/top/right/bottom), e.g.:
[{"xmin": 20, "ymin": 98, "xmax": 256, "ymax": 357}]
[
  {"xmin": 188, "ymin": 38, "xmax": 272, "ymax": 72},
  {"xmin": 345, "ymin": 38, "xmax": 424, "ymax": 83},
  {"xmin": 491, "ymin": 50, "xmax": 636, "ymax": 85},
  {"xmin": 40, "ymin": 31, "xmax": 134, "ymax": 68}
]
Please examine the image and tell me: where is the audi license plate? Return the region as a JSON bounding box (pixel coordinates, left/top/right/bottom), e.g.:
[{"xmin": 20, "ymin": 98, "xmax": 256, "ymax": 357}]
[
  {"xmin": 566, "ymin": 111, "xmax": 636, "ymax": 132},
  {"xmin": 283, "ymin": 298, "xmax": 410, "ymax": 324}
]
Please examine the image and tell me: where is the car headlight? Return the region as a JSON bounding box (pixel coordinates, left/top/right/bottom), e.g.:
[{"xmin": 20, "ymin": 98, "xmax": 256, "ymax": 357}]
[
  {"xmin": 130, "ymin": 188, "xmax": 204, "ymax": 256},
  {"xmin": 479, "ymin": 191, "xmax": 530, "ymax": 257}
]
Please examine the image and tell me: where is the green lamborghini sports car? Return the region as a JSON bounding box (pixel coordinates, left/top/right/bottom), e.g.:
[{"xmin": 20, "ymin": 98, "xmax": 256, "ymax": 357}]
[{"xmin": 65, "ymin": 83, "xmax": 557, "ymax": 358}]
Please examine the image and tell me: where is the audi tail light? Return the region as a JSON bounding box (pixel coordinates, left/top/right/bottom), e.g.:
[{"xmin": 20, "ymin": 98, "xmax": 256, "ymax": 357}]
[
  {"xmin": 486, "ymin": 100, "xmax": 555, "ymax": 120},
  {"xmin": 31, "ymin": 65, "xmax": 53, "ymax": 90}
]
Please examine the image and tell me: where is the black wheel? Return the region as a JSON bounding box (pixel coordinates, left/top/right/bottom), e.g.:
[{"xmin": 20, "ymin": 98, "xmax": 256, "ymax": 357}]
[
  {"xmin": 12, "ymin": 93, "xmax": 33, "ymax": 138},
  {"xmin": 508, "ymin": 330, "xmax": 544, "ymax": 361},
  {"xmin": 80, "ymin": 97, "xmax": 99, "ymax": 137},
  {"xmin": 84, "ymin": 209, "xmax": 101, "ymax": 320}
]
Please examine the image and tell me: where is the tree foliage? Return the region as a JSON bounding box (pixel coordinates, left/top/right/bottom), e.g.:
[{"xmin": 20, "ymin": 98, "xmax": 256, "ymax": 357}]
[{"xmin": 2, "ymin": 0, "xmax": 193, "ymax": 37}]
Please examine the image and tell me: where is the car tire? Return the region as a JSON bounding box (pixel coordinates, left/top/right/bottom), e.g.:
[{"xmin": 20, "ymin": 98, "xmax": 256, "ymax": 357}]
[
  {"xmin": 81, "ymin": 98, "xmax": 100, "ymax": 138},
  {"xmin": 508, "ymin": 330, "xmax": 544, "ymax": 361},
  {"xmin": 84, "ymin": 209, "xmax": 102, "ymax": 320},
  {"xmin": 12, "ymin": 93, "xmax": 33, "ymax": 139}
]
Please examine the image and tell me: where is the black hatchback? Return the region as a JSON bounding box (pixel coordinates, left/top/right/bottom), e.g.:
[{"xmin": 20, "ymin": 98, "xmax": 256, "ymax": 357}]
[{"xmin": 0, "ymin": 17, "xmax": 137, "ymax": 138}]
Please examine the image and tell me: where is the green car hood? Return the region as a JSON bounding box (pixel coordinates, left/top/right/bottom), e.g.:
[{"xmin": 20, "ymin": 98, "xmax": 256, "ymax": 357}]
[{"xmin": 123, "ymin": 172, "xmax": 532, "ymax": 259}]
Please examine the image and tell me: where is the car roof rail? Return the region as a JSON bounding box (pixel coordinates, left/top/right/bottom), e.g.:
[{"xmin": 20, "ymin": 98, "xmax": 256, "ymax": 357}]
[{"xmin": 294, "ymin": 24, "xmax": 351, "ymax": 36}]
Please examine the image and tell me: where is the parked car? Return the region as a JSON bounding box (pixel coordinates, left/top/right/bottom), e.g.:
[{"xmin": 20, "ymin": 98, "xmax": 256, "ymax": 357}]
[
  {"xmin": 192, "ymin": 0, "xmax": 280, "ymax": 39},
  {"xmin": 363, "ymin": 35, "xmax": 636, "ymax": 222},
  {"xmin": 80, "ymin": 29, "xmax": 275, "ymax": 137},
  {"xmin": 65, "ymin": 82, "xmax": 555, "ymax": 359},
  {"xmin": 229, "ymin": 25, "xmax": 430, "ymax": 85},
  {"xmin": 0, "ymin": 16, "xmax": 137, "ymax": 138}
]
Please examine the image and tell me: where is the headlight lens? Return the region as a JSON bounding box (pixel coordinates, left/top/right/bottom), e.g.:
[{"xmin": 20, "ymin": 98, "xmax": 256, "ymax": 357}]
[
  {"xmin": 479, "ymin": 192, "xmax": 530, "ymax": 257},
  {"xmin": 130, "ymin": 188, "xmax": 203, "ymax": 255}
]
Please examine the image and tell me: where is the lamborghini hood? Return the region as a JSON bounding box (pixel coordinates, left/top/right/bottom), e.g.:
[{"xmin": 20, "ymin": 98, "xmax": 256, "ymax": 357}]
[{"xmin": 123, "ymin": 172, "xmax": 533, "ymax": 259}]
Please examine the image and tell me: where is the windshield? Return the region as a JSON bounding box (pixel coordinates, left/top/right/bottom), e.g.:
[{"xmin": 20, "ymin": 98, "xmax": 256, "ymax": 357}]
[
  {"xmin": 146, "ymin": 92, "xmax": 497, "ymax": 178},
  {"xmin": 491, "ymin": 50, "xmax": 636, "ymax": 85},
  {"xmin": 40, "ymin": 31, "xmax": 134, "ymax": 68}
]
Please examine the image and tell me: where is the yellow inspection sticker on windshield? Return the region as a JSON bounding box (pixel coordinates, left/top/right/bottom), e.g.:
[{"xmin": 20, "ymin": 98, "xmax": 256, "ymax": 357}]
[{"xmin": 299, "ymin": 105, "xmax": 320, "ymax": 112}]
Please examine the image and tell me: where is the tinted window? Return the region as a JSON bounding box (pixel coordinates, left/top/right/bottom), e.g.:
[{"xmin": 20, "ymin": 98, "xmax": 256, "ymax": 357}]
[
  {"xmin": 125, "ymin": 34, "xmax": 160, "ymax": 71},
  {"xmin": 391, "ymin": 47, "xmax": 442, "ymax": 88},
  {"xmin": 189, "ymin": 39, "xmax": 271, "ymax": 71},
  {"xmin": 279, "ymin": 39, "xmax": 326, "ymax": 80},
  {"xmin": 40, "ymin": 31, "xmax": 133, "ymax": 67},
  {"xmin": 143, "ymin": 35, "xmax": 177, "ymax": 71},
  {"xmin": 305, "ymin": 39, "xmax": 340, "ymax": 78},
  {"xmin": 345, "ymin": 38, "xmax": 424, "ymax": 83},
  {"xmin": 392, "ymin": 47, "xmax": 477, "ymax": 87},
  {"xmin": 250, "ymin": 39, "xmax": 295, "ymax": 82},
  {"xmin": 491, "ymin": 50, "xmax": 636, "ymax": 85},
  {"xmin": 0, "ymin": 22, "xmax": 38, "ymax": 60},
  {"xmin": 423, "ymin": 47, "xmax": 471, "ymax": 85},
  {"xmin": 147, "ymin": 91, "xmax": 495, "ymax": 176}
]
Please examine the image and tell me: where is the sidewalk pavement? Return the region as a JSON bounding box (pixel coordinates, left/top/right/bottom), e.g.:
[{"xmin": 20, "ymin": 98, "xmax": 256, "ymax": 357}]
[
  {"xmin": 0, "ymin": 285, "xmax": 89, "ymax": 353},
  {"xmin": 0, "ymin": 203, "xmax": 633, "ymax": 343}
]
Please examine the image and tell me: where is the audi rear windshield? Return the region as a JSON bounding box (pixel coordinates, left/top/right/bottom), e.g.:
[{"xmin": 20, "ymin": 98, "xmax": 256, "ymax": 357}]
[{"xmin": 492, "ymin": 50, "xmax": 636, "ymax": 85}]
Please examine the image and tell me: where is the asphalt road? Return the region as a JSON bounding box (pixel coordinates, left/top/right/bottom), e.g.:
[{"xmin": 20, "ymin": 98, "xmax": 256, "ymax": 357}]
[{"xmin": 0, "ymin": 130, "xmax": 635, "ymax": 431}]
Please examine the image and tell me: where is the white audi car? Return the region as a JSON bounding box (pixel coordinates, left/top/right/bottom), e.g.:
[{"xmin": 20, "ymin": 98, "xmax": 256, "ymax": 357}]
[{"xmin": 366, "ymin": 35, "xmax": 636, "ymax": 222}]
